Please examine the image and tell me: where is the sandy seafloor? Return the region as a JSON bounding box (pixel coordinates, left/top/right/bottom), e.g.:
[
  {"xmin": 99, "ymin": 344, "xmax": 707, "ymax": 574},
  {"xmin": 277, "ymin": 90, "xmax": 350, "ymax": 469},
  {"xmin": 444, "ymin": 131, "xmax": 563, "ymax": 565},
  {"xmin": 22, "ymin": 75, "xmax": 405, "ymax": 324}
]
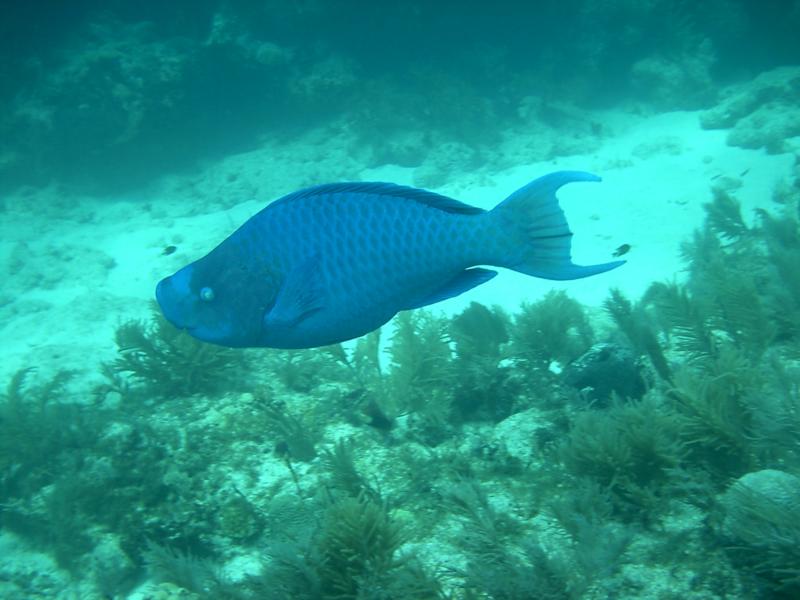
[{"xmin": 1, "ymin": 108, "xmax": 794, "ymax": 381}]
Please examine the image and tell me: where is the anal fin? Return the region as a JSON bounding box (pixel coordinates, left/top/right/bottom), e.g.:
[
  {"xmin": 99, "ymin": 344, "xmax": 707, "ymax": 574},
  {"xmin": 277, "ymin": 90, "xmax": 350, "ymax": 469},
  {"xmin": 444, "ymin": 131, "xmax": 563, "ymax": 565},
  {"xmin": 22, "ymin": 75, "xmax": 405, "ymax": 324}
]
[{"xmin": 404, "ymin": 268, "xmax": 497, "ymax": 310}]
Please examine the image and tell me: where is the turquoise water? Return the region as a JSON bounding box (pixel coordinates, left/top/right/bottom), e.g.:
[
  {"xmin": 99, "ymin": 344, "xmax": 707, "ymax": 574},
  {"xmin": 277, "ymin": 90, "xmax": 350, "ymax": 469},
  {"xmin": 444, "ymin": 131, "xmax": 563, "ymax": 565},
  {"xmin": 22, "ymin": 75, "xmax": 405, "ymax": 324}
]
[{"xmin": 1, "ymin": 2, "xmax": 799, "ymax": 598}]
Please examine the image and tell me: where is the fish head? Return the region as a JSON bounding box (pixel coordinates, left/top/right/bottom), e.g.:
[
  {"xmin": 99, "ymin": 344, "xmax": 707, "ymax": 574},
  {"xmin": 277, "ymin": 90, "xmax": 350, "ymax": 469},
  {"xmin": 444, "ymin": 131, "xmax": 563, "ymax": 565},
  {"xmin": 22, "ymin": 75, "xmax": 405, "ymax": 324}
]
[{"xmin": 156, "ymin": 250, "xmax": 271, "ymax": 347}]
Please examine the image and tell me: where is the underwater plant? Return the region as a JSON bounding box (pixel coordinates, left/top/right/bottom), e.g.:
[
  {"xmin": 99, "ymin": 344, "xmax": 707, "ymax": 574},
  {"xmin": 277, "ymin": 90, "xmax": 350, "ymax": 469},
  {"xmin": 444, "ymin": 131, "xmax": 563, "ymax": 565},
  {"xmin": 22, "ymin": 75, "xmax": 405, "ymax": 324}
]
[
  {"xmin": 719, "ymin": 469, "xmax": 800, "ymax": 594},
  {"xmin": 450, "ymin": 301, "xmax": 510, "ymax": 360},
  {"xmin": 0, "ymin": 368, "xmax": 106, "ymax": 531},
  {"xmin": 449, "ymin": 302, "xmax": 520, "ymax": 422},
  {"xmin": 261, "ymin": 345, "xmax": 350, "ymax": 393},
  {"xmin": 758, "ymin": 202, "xmax": 800, "ymax": 346},
  {"xmin": 143, "ymin": 540, "xmax": 235, "ymax": 598},
  {"xmin": 604, "ymin": 288, "xmax": 672, "ymax": 382},
  {"xmin": 668, "ymin": 344, "xmax": 800, "ymax": 479},
  {"xmin": 559, "ymin": 394, "xmax": 686, "ymax": 515},
  {"xmin": 321, "ymin": 438, "xmax": 381, "ymax": 503},
  {"xmin": 460, "ymin": 538, "xmax": 573, "ymax": 600},
  {"xmin": 511, "ymin": 290, "xmax": 594, "ymax": 373},
  {"xmin": 642, "ymin": 186, "xmax": 800, "ymax": 480},
  {"xmin": 664, "ymin": 186, "xmax": 798, "ymax": 361},
  {"xmin": 102, "ymin": 308, "xmax": 249, "ymax": 399},
  {"xmin": 0, "ymin": 369, "xmax": 76, "ymax": 494},
  {"xmin": 443, "ymin": 478, "xmax": 580, "ymax": 599},
  {"xmin": 643, "ymin": 280, "xmax": 716, "ymax": 361},
  {"xmin": 667, "ymin": 347, "xmax": 761, "ymax": 476},
  {"xmin": 379, "ymin": 310, "xmax": 460, "ymax": 445},
  {"xmin": 254, "ymin": 493, "xmax": 444, "ymax": 600},
  {"xmin": 386, "ymin": 310, "xmax": 455, "ymax": 415},
  {"xmin": 257, "ymin": 392, "xmax": 320, "ymax": 463},
  {"xmin": 316, "ymin": 495, "xmax": 404, "ymax": 598}
]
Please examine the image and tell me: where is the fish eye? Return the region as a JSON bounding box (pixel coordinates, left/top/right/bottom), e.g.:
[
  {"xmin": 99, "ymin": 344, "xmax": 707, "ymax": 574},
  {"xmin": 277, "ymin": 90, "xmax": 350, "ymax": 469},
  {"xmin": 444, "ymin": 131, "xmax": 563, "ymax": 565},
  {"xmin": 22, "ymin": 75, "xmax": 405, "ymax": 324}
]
[{"xmin": 199, "ymin": 286, "xmax": 215, "ymax": 302}]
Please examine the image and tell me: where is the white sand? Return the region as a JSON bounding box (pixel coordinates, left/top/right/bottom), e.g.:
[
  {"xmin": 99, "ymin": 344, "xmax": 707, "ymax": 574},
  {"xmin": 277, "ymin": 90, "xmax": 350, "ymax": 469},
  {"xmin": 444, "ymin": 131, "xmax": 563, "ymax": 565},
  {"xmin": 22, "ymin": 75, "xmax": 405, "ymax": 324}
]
[{"xmin": 1, "ymin": 109, "xmax": 795, "ymax": 379}]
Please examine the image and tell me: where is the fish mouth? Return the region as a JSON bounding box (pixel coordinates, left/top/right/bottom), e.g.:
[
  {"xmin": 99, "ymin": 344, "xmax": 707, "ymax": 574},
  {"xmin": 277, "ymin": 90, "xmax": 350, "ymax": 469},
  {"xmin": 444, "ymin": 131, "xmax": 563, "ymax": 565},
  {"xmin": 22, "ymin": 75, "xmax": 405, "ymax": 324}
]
[{"xmin": 155, "ymin": 276, "xmax": 195, "ymax": 330}]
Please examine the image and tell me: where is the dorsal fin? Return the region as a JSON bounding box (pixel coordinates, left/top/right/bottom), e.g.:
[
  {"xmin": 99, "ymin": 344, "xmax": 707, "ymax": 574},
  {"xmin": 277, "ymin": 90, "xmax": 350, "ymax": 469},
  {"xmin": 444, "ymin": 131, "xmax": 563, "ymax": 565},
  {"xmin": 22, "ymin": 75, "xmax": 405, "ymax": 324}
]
[{"xmin": 270, "ymin": 182, "xmax": 485, "ymax": 216}]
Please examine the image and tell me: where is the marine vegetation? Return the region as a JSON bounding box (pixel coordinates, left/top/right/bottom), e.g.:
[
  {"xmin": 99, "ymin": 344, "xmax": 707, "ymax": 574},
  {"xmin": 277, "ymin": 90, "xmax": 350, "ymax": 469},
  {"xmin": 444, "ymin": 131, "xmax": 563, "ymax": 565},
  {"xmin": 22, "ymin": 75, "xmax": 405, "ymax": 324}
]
[
  {"xmin": 100, "ymin": 308, "xmax": 250, "ymax": 399},
  {"xmin": 511, "ymin": 290, "xmax": 594, "ymax": 373},
  {"xmin": 0, "ymin": 369, "xmax": 107, "ymax": 570},
  {"xmin": 643, "ymin": 185, "xmax": 800, "ymax": 481},
  {"xmin": 718, "ymin": 469, "xmax": 800, "ymax": 595},
  {"xmin": 143, "ymin": 540, "xmax": 228, "ymax": 597},
  {"xmin": 559, "ymin": 395, "xmax": 687, "ymax": 515},
  {"xmin": 450, "ymin": 302, "xmax": 519, "ymax": 422},
  {"xmin": 5, "ymin": 180, "xmax": 800, "ymax": 598},
  {"xmin": 0, "ymin": 369, "xmax": 78, "ymax": 496}
]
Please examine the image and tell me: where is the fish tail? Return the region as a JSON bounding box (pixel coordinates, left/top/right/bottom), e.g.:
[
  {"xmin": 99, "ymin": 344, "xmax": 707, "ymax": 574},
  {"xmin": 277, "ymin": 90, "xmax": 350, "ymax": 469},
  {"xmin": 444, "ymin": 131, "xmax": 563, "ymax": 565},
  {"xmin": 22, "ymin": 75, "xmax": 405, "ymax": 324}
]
[{"xmin": 489, "ymin": 171, "xmax": 624, "ymax": 280}]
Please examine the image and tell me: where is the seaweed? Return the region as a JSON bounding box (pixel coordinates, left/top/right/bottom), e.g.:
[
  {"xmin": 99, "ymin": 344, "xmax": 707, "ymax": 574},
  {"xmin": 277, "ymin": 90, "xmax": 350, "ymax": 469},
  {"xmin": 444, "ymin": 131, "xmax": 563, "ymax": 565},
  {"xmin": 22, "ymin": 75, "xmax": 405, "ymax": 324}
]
[
  {"xmin": 758, "ymin": 206, "xmax": 800, "ymax": 346},
  {"xmin": 605, "ymin": 288, "xmax": 671, "ymax": 382},
  {"xmin": 644, "ymin": 280, "xmax": 715, "ymax": 361},
  {"xmin": 668, "ymin": 350, "xmax": 758, "ymax": 475},
  {"xmin": 101, "ymin": 309, "xmax": 249, "ymax": 399},
  {"xmin": 450, "ymin": 301, "xmax": 510, "ymax": 360},
  {"xmin": 263, "ymin": 345, "xmax": 350, "ymax": 393},
  {"xmin": 460, "ymin": 538, "xmax": 573, "ymax": 600},
  {"xmin": 449, "ymin": 302, "xmax": 520, "ymax": 422},
  {"xmin": 350, "ymin": 329, "xmax": 384, "ymax": 384},
  {"xmin": 511, "ymin": 290, "xmax": 594, "ymax": 372},
  {"xmin": 387, "ymin": 310, "xmax": 455, "ymax": 415},
  {"xmin": 0, "ymin": 368, "xmax": 93, "ymax": 499},
  {"xmin": 381, "ymin": 310, "xmax": 458, "ymax": 445},
  {"xmin": 549, "ymin": 482, "xmax": 631, "ymax": 596},
  {"xmin": 705, "ymin": 186, "xmax": 752, "ymax": 242},
  {"xmin": 720, "ymin": 472, "xmax": 800, "ymax": 594},
  {"xmin": 646, "ymin": 188, "xmax": 800, "ymax": 477},
  {"xmin": 559, "ymin": 394, "xmax": 686, "ymax": 515},
  {"xmin": 443, "ymin": 478, "xmax": 516, "ymax": 557},
  {"xmin": 321, "ymin": 439, "xmax": 380, "ymax": 503},
  {"xmin": 253, "ymin": 494, "xmax": 443, "ymax": 600},
  {"xmin": 444, "ymin": 479, "xmax": 575, "ymax": 599},
  {"xmin": 143, "ymin": 540, "xmax": 234, "ymax": 598},
  {"xmin": 665, "ymin": 188, "xmax": 797, "ymax": 361},
  {"xmin": 756, "ymin": 355, "xmax": 800, "ymax": 464},
  {"xmin": 668, "ymin": 344, "xmax": 800, "ymax": 478},
  {"xmin": 316, "ymin": 495, "xmax": 404, "ymax": 598},
  {"xmin": 2, "ymin": 473, "xmax": 95, "ymax": 572},
  {"xmin": 257, "ymin": 393, "xmax": 320, "ymax": 462}
]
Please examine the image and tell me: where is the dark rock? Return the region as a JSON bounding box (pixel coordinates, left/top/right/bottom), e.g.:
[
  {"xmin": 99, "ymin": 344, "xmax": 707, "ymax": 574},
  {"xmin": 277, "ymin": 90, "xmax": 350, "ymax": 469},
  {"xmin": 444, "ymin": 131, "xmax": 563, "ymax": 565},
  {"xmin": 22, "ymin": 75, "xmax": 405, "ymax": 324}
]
[{"xmin": 562, "ymin": 342, "xmax": 646, "ymax": 405}]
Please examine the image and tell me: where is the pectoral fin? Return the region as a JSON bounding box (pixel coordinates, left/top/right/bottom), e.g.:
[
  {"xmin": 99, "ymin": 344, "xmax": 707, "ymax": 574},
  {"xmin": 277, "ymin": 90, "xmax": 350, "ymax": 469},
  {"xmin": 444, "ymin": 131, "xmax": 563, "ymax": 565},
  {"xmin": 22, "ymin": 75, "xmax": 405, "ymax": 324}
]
[{"xmin": 263, "ymin": 255, "xmax": 325, "ymax": 330}]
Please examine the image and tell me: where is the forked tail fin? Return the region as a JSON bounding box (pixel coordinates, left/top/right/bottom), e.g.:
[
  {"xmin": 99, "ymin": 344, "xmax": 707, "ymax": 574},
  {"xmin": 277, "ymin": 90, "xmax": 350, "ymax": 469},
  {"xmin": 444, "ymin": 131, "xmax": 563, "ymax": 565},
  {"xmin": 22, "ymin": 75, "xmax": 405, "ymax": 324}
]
[{"xmin": 490, "ymin": 171, "xmax": 625, "ymax": 281}]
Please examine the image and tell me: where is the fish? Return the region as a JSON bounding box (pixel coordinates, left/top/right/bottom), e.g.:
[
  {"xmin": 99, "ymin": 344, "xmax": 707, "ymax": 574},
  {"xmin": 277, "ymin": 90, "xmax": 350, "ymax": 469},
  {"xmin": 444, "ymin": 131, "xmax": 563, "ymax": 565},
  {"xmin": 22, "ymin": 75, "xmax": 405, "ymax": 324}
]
[
  {"xmin": 612, "ymin": 243, "xmax": 631, "ymax": 257},
  {"xmin": 156, "ymin": 171, "xmax": 624, "ymax": 349}
]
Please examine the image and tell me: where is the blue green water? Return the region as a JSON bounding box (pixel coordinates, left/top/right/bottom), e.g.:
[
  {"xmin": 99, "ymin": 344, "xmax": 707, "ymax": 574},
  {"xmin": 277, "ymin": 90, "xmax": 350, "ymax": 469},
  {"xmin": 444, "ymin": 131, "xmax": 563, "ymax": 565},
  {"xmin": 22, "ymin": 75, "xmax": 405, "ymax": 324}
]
[{"xmin": 1, "ymin": 2, "xmax": 799, "ymax": 598}]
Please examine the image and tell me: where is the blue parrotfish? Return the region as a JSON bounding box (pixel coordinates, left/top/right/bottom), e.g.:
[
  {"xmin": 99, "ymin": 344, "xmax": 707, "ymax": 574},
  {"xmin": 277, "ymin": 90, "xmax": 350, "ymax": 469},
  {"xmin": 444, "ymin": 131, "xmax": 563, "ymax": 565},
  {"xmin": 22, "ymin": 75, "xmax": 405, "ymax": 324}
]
[{"xmin": 156, "ymin": 171, "xmax": 624, "ymax": 349}]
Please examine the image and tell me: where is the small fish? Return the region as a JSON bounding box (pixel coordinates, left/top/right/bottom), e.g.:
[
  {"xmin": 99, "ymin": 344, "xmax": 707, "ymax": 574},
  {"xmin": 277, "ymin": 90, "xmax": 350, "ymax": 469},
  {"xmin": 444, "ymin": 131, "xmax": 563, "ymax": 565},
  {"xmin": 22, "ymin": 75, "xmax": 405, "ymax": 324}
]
[
  {"xmin": 612, "ymin": 243, "xmax": 631, "ymax": 257},
  {"xmin": 162, "ymin": 245, "xmax": 177, "ymax": 256},
  {"xmin": 156, "ymin": 171, "xmax": 624, "ymax": 348}
]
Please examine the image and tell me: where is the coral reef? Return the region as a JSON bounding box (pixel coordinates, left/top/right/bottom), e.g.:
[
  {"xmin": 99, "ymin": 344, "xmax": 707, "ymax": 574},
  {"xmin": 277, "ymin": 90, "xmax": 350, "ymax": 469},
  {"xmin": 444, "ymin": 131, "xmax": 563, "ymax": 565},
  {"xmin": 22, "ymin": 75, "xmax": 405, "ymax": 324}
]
[
  {"xmin": 3, "ymin": 2, "xmax": 798, "ymax": 193},
  {"xmin": 700, "ymin": 66, "xmax": 800, "ymax": 153},
  {"xmin": 5, "ymin": 175, "xmax": 800, "ymax": 598}
]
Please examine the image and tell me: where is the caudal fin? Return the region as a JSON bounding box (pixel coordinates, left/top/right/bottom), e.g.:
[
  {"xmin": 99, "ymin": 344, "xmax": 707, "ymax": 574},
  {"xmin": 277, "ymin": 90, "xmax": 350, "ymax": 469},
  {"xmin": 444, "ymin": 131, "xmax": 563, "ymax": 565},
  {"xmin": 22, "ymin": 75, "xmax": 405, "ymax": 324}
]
[{"xmin": 490, "ymin": 171, "xmax": 624, "ymax": 281}]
